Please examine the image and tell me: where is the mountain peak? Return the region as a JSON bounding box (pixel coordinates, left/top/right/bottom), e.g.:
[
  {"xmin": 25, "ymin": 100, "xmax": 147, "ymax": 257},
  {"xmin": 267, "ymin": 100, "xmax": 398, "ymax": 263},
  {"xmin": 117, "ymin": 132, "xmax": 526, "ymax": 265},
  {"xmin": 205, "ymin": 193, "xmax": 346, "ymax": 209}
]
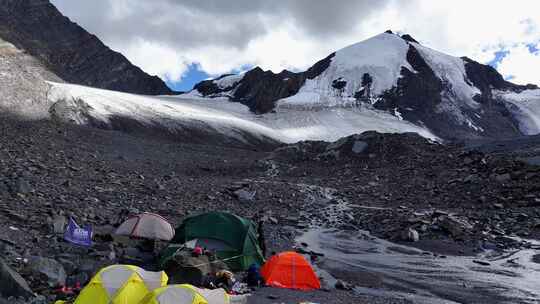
[{"xmin": 191, "ymin": 31, "xmax": 540, "ymax": 141}]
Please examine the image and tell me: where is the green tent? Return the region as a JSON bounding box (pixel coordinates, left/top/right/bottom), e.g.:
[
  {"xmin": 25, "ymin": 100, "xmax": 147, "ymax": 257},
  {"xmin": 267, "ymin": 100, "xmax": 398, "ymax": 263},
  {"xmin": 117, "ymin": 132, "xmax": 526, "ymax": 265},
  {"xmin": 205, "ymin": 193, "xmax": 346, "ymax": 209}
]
[{"xmin": 160, "ymin": 212, "xmax": 265, "ymax": 271}]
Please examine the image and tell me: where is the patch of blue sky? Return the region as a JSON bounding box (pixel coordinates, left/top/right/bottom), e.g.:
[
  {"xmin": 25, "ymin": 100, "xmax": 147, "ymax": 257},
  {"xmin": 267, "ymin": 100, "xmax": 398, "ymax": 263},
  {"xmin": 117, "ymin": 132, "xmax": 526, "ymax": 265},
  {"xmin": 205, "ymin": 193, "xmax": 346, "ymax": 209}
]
[{"xmin": 166, "ymin": 63, "xmax": 254, "ymax": 92}]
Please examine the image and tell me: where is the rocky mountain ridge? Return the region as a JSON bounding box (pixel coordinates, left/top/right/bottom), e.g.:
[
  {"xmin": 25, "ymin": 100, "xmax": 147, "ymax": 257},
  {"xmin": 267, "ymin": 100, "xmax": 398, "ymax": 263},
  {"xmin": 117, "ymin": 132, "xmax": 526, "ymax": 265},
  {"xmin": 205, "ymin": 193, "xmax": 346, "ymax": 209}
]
[{"xmin": 0, "ymin": 0, "xmax": 175, "ymax": 96}]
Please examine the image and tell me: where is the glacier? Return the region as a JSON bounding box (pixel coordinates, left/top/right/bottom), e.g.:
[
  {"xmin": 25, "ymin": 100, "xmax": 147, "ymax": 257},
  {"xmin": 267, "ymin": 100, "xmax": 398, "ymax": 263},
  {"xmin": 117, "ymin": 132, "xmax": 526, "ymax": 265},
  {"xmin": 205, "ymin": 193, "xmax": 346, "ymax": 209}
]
[{"xmin": 47, "ymin": 82, "xmax": 438, "ymax": 144}]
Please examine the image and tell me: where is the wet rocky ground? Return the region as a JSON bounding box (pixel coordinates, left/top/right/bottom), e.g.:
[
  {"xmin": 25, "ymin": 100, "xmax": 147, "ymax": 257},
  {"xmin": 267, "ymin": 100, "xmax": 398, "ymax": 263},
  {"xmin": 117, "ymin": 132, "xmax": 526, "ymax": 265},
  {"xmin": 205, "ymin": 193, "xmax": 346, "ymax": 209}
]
[
  {"xmin": 271, "ymin": 132, "xmax": 540, "ymax": 255},
  {"xmin": 2, "ymin": 115, "xmax": 540, "ymax": 303}
]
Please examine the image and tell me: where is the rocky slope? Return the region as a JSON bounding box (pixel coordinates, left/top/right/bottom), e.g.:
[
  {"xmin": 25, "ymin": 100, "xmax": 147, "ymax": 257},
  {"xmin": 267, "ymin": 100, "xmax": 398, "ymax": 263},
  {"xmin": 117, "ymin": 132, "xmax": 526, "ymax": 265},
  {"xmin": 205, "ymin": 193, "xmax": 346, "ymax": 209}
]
[
  {"xmin": 0, "ymin": 0, "xmax": 174, "ymax": 95},
  {"xmin": 191, "ymin": 31, "xmax": 540, "ymax": 141},
  {"xmin": 0, "ymin": 37, "xmax": 62, "ymax": 119}
]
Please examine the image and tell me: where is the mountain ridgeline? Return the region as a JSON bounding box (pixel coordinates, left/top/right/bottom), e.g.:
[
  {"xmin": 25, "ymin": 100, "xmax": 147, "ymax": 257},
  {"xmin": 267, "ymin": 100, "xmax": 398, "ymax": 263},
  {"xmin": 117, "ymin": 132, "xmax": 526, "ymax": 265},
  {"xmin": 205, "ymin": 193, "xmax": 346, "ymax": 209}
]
[
  {"xmin": 192, "ymin": 31, "xmax": 540, "ymax": 140},
  {"xmin": 0, "ymin": 0, "xmax": 175, "ymax": 95}
]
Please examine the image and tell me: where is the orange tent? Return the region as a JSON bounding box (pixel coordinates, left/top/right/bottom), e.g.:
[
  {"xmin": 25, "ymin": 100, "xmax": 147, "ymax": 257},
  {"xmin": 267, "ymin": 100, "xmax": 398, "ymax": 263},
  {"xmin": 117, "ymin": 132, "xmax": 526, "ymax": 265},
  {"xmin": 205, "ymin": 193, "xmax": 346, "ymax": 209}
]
[{"xmin": 260, "ymin": 251, "xmax": 321, "ymax": 290}]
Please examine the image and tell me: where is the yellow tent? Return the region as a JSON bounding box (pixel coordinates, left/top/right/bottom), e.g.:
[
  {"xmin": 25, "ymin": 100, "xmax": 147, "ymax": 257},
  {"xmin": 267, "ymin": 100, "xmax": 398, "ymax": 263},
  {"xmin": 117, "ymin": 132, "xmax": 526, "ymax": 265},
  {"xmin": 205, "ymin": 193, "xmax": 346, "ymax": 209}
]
[
  {"xmin": 139, "ymin": 284, "xmax": 230, "ymax": 304},
  {"xmin": 73, "ymin": 265, "xmax": 168, "ymax": 304},
  {"xmin": 191, "ymin": 287, "xmax": 230, "ymax": 304}
]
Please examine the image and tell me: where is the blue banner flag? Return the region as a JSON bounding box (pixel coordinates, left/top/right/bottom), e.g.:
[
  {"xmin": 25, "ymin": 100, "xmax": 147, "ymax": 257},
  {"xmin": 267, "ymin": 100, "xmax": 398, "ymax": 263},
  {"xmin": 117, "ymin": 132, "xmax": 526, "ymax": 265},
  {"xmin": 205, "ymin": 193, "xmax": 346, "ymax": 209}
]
[{"xmin": 64, "ymin": 218, "xmax": 92, "ymax": 247}]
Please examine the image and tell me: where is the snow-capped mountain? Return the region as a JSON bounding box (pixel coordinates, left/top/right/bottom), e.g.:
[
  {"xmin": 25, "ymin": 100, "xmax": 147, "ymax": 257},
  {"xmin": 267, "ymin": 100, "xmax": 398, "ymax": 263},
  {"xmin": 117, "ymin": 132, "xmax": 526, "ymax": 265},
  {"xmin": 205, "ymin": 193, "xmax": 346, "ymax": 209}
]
[
  {"xmin": 191, "ymin": 31, "xmax": 540, "ymax": 140},
  {"xmin": 3, "ymin": 13, "xmax": 540, "ymax": 147}
]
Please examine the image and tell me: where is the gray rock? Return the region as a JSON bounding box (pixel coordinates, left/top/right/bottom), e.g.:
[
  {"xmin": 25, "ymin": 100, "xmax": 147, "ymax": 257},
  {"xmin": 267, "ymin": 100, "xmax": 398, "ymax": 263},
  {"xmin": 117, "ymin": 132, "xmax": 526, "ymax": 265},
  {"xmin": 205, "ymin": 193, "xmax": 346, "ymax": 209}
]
[
  {"xmin": 473, "ymin": 260, "xmax": 491, "ymax": 266},
  {"xmin": 52, "ymin": 215, "xmax": 67, "ymax": 234},
  {"xmin": 0, "ymin": 181, "xmax": 9, "ymax": 194},
  {"xmin": 495, "ymin": 173, "xmax": 511, "ymax": 183},
  {"xmin": 27, "ymin": 257, "xmax": 67, "ymax": 287},
  {"xmin": 439, "ymin": 216, "xmax": 473, "ymax": 237},
  {"xmin": 352, "ymin": 141, "xmax": 368, "ymax": 154},
  {"xmin": 268, "ymin": 217, "xmax": 278, "ymax": 224},
  {"xmin": 233, "ymin": 189, "xmax": 256, "ymax": 203},
  {"xmin": 493, "ymin": 203, "xmax": 504, "ymax": 209},
  {"xmin": 0, "ymin": 258, "xmax": 34, "ymax": 299},
  {"xmin": 335, "ymin": 280, "xmax": 352, "ymax": 290},
  {"xmin": 433, "ymin": 210, "xmax": 449, "ymax": 217},
  {"xmin": 77, "ymin": 259, "xmax": 103, "ymax": 276},
  {"xmin": 11, "ymin": 178, "xmax": 32, "ymax": 195},
  {"xmin": 57, "ymin": 258, "xmax": 78, "ymax": 275}
]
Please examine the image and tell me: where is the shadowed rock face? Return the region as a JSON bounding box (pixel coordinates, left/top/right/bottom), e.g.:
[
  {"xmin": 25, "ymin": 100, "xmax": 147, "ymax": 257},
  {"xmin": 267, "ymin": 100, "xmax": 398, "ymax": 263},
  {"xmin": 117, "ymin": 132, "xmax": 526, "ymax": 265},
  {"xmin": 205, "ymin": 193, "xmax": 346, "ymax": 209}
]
[
  {"xmin": 233, "ymin": 68, "xmax": 305, "ymax": 114},
  {"xmin": 461, "ymin": 57, "xmax": 538, "ymax": 101},
  {"xmin": 373, "ymin": 44, "xmax": 523, "ymax": 140},
  {"xmin": 375, "ymin": 44, "xmax": 524, "ymax": 140},
  {"xmin": 0, "ymin": 0, "xmax": 175, "ymax": 95},
  {"xmin": 194, "ymin": 53, "xmax": 335, "ymax": 114}
]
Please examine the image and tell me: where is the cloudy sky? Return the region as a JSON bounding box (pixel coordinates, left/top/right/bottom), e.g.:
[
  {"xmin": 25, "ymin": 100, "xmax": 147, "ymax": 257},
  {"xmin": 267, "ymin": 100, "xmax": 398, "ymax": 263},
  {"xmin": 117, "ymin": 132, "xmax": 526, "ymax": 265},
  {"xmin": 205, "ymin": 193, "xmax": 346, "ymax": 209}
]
[{"xmin": 50, "ymin": 0, "xmax": 540, "ymax": 91}]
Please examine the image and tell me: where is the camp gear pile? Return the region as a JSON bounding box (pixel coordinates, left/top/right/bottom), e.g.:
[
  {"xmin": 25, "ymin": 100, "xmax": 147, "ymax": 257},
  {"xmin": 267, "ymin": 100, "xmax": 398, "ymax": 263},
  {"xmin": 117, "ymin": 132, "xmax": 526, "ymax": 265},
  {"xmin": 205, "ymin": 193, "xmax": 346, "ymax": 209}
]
[{"xmin": 51, "ymin": 211, "xmax": 321, "ymax": 304}]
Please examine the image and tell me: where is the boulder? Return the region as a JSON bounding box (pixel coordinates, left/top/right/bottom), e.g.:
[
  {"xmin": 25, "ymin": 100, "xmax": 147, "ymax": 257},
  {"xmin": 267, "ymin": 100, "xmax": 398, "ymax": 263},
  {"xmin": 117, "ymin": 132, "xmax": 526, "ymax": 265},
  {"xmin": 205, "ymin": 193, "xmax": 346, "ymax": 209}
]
[
  {"xmin": 0, "ymin": 259, "xmax": 34, "ymax": 299},
  {"xmin": 352, "ymin": 141, "xmax": 369, "ymax": 154},
  {"xmin": 438, "ymin": 216, "xmax": 473, "ymax": 238},
  {"xmin": 9, "ymin": 178, "xmax": 32, "ymax": 195},
  {"xmin": 234, "ymin": 189, "xmax": 256, "ymax": 203},
  {"xmin": 27, "ymin": 257, "xmax": 66, "ymax": 287},
  {"xmin": 52, "ymin": 215, "xmax": 67, "ymax": 234},
  {"xmin": 323, "ymin": 135, "xmax": 369, "ymax": 158},
  {"xmin": 493, "ymin": 203, "xmax": 504, "ymax": 209},
  {"xmin": 335, "ymin": 280, "xmax": 353, "ymax": 290},
  {"xmin": 495, "ymin": 173, "xmax": 511, "ymax": 183},
  {"xmin": 0, "ymin": 181, "xmax": 9, "ymax": 194}
]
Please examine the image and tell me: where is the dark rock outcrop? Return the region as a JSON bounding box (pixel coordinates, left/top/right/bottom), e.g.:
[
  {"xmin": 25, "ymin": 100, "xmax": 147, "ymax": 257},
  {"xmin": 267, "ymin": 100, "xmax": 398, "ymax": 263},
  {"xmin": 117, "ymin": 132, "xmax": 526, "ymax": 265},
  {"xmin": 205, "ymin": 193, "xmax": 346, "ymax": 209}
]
[
  {"xmin": 462, "ymin": 56, "xmax": 537, "ymax": 101},
  {"xmin": 376, "ymin": 44, "xmax": 443, "ymax": 121},
  {"xmin": 232, "ymin": 68, "xmax": 304, "ymax": 113},
  {"xmin": 195, "ymin": 53, "xmax": 335, "ymax": 113},
  {"xmin": 0, "ymin": 0, "xmax": 175, "ymax": 95},
  {"xmin": 193, "ymin": 74, "xmax": 236, "ymax": 97},
  {"xmin": 0, "ymin": 259, "xmax": 34, "ymax": 299},
  {"xmin": 400, "ymin": 34, "xmax": 419, "ymax": 44}
]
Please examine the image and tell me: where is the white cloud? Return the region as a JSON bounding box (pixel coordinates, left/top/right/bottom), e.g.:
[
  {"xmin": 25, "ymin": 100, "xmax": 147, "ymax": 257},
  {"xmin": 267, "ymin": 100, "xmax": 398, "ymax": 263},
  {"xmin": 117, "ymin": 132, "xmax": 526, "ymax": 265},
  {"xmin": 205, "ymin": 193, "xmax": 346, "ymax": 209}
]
[
  {"xmin": 121, "ymin": 42, "xmax": 190, "ymax": 83},
  {"xmin": 497, "ymin": 43, "xmax": 540, "ymax": 85},
  {"xmin": 51, "ymin": 0, "xmax": 540, "ymax": 86},
  {"xmin": 389, "ymin": 1, "xmax": 540, "ymax": 61}
]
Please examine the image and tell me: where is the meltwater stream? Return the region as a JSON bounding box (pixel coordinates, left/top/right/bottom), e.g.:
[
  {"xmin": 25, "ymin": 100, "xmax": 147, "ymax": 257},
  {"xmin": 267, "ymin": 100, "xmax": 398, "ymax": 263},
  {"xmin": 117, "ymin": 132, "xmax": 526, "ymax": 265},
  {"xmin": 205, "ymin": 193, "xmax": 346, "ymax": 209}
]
[{"xmin": 294, "ymin": 184, "xmax": 540, "ymax": 304}]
